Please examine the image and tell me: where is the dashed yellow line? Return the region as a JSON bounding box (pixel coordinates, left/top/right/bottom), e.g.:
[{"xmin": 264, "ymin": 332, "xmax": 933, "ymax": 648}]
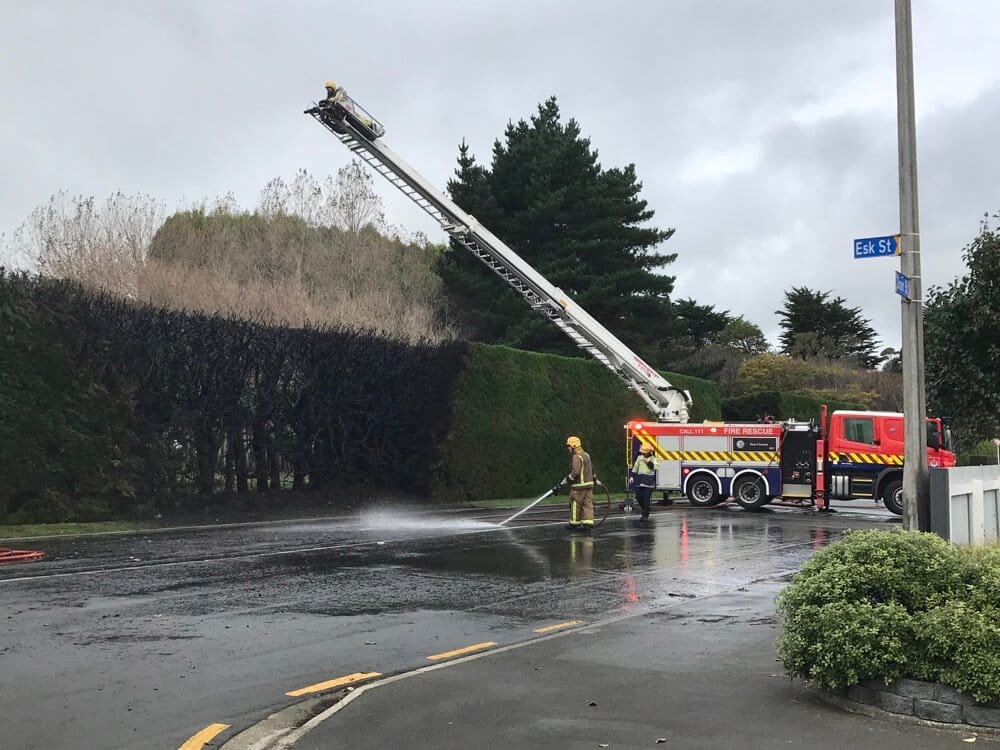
[
  {"xmin": 534, "ymin": 620, "xmax": 582, "ymax": 634},
  {"xmin": 179, "ymin": 723, "xmax": 230, "ymax": 750},
  {"xmin": 427, "ymin": 641, "xmax": 497, "ymax": 661},
  {"xmin": 286, "ymin": 671, "xmax": 382, "ymax": 697}
]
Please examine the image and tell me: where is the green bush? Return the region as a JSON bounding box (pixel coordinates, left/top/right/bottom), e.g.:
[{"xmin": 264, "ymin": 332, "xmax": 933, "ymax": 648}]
[
  {"xmin": 777, "ymin": 530, "xmax": 966, "ymax": 613},
  {"xmin": 776, "ymin": 601, "xmax": 913, "ymax": 689},
  {"xmin": 966, "ymin": 545, "xmax": 1000, "ymax": 609},
  {"xmin": 914, "ymin": 601, "xmax": 1000, "ymax": 703},
  {"xmin": 776, "ymin": 530, "xmax": 1000, "ymax": 701}
]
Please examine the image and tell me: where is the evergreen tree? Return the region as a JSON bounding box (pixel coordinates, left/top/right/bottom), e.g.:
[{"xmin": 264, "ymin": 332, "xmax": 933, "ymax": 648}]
[
  {"xmin": 776, "ymin": 287, "xmax": 880, "ymax": 369},
  {"xmin": 925, "ymin": 214, "xmax": 1000, "ymax": 446},
  {"xmin": 440, "ymin": 98, "xmax": 676, "ymax": 363}
]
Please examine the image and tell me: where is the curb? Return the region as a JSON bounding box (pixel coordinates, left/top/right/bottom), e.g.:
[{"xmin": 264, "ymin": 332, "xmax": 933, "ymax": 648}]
[
  {"xmin": 816, "ymin": 686, "xmax": 1000, "ymax": 736},
  {"xmin": 218, "ymin": 575, "xmax": 795, "ymax": 749}
]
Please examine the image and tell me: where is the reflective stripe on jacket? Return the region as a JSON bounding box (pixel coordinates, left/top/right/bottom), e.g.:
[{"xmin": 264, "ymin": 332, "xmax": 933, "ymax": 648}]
[
  {"xmin": 631, "ymin": 454, "xmax": 657, "ymax": 488},
  {"xmin": 568, "ymin": 450, "xmax": 594, "ymax": 488}
]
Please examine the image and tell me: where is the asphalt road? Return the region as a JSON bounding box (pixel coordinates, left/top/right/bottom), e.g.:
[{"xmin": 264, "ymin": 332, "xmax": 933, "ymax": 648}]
[{"xmin": 0, "ymin": 501, "xmax": 897, "ymax": 749}]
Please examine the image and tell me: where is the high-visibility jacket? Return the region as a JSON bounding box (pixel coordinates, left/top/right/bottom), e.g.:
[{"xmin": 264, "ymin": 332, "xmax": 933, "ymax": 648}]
[
  {"xmin": 631, "ymin": 454, "xmax": 657, "ymax": 488},
  {"xmin": 567, "ymin": 449, "xmax": 594, "ymax": 489}
]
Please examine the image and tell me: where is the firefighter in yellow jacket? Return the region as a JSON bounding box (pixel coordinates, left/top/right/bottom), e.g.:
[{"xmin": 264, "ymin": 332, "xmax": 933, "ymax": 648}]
[{"xmin": 555, "ymin": 436, "xmax": 595, "ymax": 533}]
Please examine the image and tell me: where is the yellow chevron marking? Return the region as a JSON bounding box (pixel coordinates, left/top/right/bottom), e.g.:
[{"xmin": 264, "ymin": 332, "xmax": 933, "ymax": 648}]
[
  {"xmin": 830, "ymin": 451, "xmax": 905, "ymax": 466},
  {"xmin": 657, "ymin": 451, "xmax": 783, "ymax": 463},
  {"xmin": 635, "ymin": 433, "xmax": 669, "ymax": 460}
]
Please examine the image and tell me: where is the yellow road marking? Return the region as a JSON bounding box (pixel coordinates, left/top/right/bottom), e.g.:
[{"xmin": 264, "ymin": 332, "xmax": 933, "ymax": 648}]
[
  {"xmin": 179, "ymin": 723, "xmax": 230, "ymax": 750},
  {"xmin": 427, "ymin": 641, "xmax": 497, "ymax": 661},
  {"xmin": 286, "ymin": 671, "xmax": 382, "ymax": 697},
  {"xmin": 534, "ymin": 620, "xmax": 582, "ymax": 634}
]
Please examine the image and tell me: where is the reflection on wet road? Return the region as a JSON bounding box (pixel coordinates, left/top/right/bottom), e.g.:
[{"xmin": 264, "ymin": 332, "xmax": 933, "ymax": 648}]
[{"xmin": 0, "ymin": 503, "xmax": 895, "ymax": 749}]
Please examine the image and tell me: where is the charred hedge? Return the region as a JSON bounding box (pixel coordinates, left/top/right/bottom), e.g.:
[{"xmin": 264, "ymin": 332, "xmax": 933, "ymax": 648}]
[{"xmin": 0, "ymin": 271, "xmax": 466, "ymax": 522}]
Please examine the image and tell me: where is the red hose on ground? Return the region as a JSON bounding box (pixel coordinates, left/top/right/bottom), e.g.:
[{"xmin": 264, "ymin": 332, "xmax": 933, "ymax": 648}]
[{"xmin": 0, "ymin": 548, "xmax": 45, "ymax": 563}]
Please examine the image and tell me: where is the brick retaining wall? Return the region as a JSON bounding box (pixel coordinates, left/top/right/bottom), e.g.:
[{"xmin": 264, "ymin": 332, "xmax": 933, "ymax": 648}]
[{"xmin": 842, "ymin": 678, "xmax": 1000, "ymax": 729}]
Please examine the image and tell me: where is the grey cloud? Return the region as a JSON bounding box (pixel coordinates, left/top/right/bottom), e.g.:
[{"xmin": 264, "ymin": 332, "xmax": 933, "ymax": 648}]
[{"xmin": 2, "ymin": 0, "xmax": 998, "ymax": 354}]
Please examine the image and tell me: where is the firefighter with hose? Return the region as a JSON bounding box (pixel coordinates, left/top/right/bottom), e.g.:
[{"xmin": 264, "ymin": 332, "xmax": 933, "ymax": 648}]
[{"xmin": 554, "ymin": 436, "xmax": 595, "ymax": 533}]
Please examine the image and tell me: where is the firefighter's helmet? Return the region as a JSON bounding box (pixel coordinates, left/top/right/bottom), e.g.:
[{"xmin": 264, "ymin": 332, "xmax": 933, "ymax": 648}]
[
  {"xmin": 639, "ymin": 443, "xmax": 654, "ymax": 455},
  {"xmin": 565, "ymin": 436, "xmax": 582, "ymax": 449}
]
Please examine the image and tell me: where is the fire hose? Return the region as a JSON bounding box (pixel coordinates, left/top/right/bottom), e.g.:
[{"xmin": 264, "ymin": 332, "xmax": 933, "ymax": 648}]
[
  {"xmin": 498, "ymin": 479, "xmax": 613, "ymax": 527},
  {"xmin": 0, "ymin": 547, "xmax": 45, "ymax": 564}
]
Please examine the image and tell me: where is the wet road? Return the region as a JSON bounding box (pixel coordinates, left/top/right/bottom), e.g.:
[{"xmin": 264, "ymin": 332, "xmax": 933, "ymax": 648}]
[{"xmin": 0, "ymin": 502, "xmax": 896, "ymax": 749}]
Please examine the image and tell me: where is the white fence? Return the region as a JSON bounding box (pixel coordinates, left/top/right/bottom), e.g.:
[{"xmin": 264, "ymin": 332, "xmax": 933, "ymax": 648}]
[{"xmin": 930, "ymin": 465, "xmax": 1000, "ymax": 545}]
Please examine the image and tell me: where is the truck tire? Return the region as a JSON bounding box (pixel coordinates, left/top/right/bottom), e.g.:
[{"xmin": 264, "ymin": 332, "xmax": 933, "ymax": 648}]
[
  {"xmin": 686, "ymin": 475, "xmax": 723, "ymax": 507},
  {"xmin": 733, "ymin": 476, "xmax": 769, "ymax": 510},
  {"xmin": 882, "ymin": 479, "xmax": 904, "ymax": 516}
]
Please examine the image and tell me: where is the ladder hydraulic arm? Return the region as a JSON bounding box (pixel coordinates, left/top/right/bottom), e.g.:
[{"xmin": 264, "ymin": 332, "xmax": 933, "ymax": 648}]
[{"xmin": 305, "ymin": 96, "xmax": 691, "ymax": 423}]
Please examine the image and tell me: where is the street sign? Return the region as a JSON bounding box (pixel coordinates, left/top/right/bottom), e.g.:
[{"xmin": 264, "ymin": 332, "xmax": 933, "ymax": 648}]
[
  {"xmin": 853, "ymin": 234, "xmax": 900, "ymax": 259},
  {"xmin": 895, "ymin": 271, "xmax": 910, "ymax": 299}
]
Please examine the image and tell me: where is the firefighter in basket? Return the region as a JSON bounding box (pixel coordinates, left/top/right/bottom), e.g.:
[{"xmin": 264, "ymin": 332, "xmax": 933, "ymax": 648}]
[
  {"xmin": 554, "ymin": 436, "xmax": 595, "ymax": 533},
  {"xmin": 323, "ymin": 80, "xmax": 348, "ymax": 105},
  {"xmin": 630, "ymin": 443, "xmax": 657, "ymax": 521}
]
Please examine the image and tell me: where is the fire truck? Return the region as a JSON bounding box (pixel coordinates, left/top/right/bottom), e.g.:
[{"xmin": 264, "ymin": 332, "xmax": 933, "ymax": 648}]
[
  {"xmin": 304, "ymin": 85, "xmax": 955, "ymax": 516},
  {"xmin": 627, "ymin": 407, "xmax": 954, "ymax": 515}
]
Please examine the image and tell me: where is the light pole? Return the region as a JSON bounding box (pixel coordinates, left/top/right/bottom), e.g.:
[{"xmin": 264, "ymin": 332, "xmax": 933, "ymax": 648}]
[{"xmin": 895, "ymin": 0, "xmax": 929, "ymax": 531}]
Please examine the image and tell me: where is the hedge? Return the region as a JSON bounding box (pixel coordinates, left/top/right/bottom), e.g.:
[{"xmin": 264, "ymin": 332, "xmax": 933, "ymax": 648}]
[
  {"xmin": 0, "ymin": 271, "xmax": 467, "ymax": 522},
  {"xmin": 431, "ymin": 345, "xmax": 721, "ymax": 501},
  {"xmin": 721, "ymin": 391, "xmax": 864, "ymax": 422}
]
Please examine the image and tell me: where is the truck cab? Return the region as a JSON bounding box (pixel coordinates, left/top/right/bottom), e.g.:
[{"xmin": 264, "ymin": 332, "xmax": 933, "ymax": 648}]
[{"xmin": 825, "ymin": 410, "xmax": 955, "ymax": 514}]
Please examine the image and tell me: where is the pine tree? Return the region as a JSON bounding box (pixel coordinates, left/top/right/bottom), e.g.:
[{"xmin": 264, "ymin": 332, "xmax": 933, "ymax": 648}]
[
  {"xmin": 439, "ymin": 98, "xmax": 676, "ymax": 363},
  {"xmin": 776, "ymin": 286, "xmax": 880, "ymax": 369}
]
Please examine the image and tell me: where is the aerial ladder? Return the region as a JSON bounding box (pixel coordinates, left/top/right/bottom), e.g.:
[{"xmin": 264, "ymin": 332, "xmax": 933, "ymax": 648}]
[{"xmin": 305, "ymin": 91, "xmax": 692, "ymax": 423}]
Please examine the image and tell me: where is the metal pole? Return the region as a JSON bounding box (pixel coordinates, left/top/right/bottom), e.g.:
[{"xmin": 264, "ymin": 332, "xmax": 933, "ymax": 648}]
[{"xmin": 895, "ymin": 0, "xmax": 929, "ymax": 531}]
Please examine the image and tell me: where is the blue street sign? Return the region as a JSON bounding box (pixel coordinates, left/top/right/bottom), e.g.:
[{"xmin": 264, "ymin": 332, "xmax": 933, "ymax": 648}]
[
  {"xmin": 895, "ymin": 271, "xmax": 910, "ymax": 299},
  {"xmin": 853, "ymin": 234, "xmax": 900, "ymax": 259}
]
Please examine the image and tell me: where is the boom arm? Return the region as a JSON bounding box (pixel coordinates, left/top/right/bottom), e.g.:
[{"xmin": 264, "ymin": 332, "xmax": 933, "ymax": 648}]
[{"xmin": 305, "ymin": 97, "xmax": 691, "ymax": 422}]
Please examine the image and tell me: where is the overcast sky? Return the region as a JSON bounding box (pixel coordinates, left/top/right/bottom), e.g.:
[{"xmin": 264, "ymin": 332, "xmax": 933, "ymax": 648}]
[{"xmin": 2, "ymin": 1, "xmax": 998, "ymax": 351}]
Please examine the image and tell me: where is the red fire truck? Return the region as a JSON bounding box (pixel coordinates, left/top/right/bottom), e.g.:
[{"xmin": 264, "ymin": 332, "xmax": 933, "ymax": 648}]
[{"xmin": 626, "ymin": 406, "xmax": 954, "ymax": 515}]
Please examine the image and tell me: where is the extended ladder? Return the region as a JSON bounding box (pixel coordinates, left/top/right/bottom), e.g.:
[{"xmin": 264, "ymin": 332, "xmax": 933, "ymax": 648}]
[{"xmin": 305, "ymin": 102, "xmax": 691, "ymax": 422}]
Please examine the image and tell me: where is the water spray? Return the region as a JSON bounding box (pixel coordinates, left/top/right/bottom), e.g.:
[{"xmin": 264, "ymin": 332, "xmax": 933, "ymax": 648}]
[{"xmin": 497, "ymin": 489, "xmax": 555, "ymax": 526}]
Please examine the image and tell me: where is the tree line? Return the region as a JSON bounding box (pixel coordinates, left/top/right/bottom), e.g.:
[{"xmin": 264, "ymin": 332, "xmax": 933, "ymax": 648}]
[{"xmin": 4, "ymin": 94, "xmax": 995, "ymax": 461}]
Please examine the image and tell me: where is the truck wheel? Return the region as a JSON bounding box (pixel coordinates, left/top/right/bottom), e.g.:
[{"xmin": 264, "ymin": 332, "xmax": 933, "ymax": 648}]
[
  {"xmin": 882, "ymin": 479, "xmax": 904, "ymax": 515},
  {"xmin": 733, "ymin": 476, "xmax": 769, "ymax": 510},
  {"xmin": 686, "ymin": 475, "xmax": 722, "ymax": 507}
]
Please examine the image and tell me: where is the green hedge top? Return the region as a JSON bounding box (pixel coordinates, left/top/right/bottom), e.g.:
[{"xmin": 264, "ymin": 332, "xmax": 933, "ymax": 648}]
[{"xmin": 721, "ymin": 391, "xmax": 864, "ymax": 422}]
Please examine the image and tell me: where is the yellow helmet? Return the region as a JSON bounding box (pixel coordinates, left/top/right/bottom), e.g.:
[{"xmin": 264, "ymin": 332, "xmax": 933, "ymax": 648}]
[
  {"xmin": 565, "ymin": 436, "xmax": 582, "ymax": 449},
  {"xmin": 325, "ymin": 80, "xmax": 337, "ymax": 89},
  {"xmin": 639, "ymin": 443, "xmax": 654, "ymax": 455}
]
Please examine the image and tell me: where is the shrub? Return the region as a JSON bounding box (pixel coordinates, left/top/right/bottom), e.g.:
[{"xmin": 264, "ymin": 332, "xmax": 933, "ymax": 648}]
[
  {"xmin": 775, "ymin": 530, "xmax": 1000, "ymax": 701},
  {"xmin": 915, "ymin": 601, "xmax": 1000, "ymax": 703},
  {"xmin": 966, "ymin": 545, "xmax": 1000, "ymax": 609},
  {"xmin": 777, "ymin": 530, "xmax": 966, "ymax": 614},
  {"xmin": 776, "ymin": 601, "xmax": 913, "ymax": 689}
]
